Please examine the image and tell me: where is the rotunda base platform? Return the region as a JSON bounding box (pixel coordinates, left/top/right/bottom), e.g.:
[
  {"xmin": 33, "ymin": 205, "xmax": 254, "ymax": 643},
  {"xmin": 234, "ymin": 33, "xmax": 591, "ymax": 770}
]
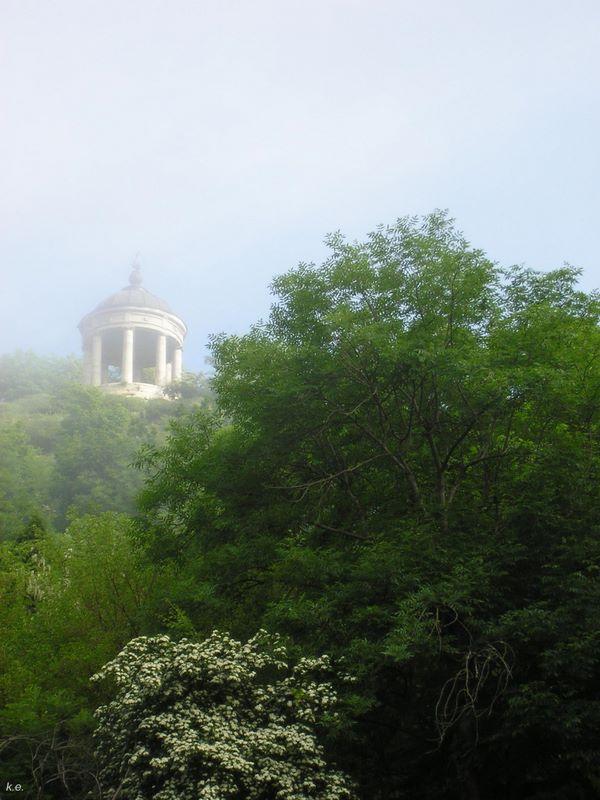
[{"xmin": 99, "ymin": 382, "xmax": 168, "ymax": 400}]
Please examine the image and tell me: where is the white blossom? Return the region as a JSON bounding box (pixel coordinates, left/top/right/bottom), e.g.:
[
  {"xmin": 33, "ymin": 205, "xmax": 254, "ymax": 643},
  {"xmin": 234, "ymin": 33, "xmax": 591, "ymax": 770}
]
[{"xmin": 92, "ymin": 630, "xmax": 355, "ymax": 800}]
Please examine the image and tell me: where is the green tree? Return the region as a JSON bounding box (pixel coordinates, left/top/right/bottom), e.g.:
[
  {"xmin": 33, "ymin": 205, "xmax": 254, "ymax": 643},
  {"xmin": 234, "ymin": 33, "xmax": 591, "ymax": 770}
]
[
  {"xmin": 0, "ymin": 513, "xmax": 167, "ymax": 798},
  {"xmin": 139, "ymin": 213, "xmax": 600, "ymax": 799},
  {"xmin": 162, "ymin": 369, "xmax": 214, "ymax": 402}
]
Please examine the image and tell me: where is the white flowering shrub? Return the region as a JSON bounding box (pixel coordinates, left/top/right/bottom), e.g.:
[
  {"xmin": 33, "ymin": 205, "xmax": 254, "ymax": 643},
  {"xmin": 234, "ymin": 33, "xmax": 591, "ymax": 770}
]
[{"xmin": 92, "ymin": 630, "xmax": 355, "ymax": 800}]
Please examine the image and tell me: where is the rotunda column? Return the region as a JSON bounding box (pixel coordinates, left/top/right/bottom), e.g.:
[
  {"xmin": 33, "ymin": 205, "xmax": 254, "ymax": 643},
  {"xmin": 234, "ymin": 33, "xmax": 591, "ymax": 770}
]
[
  {"xmin": 156, "ymin": 334, "xmax": 167, "ymax": 386},
  {"xmin": 173, "ymin": 347, "xmax": 183, "ymax": 382},
  {"xmin": 83, "ymin": 341, "xmax": 93, "ymax": 385},
  {"xmin": 92, "ymin": 334, "xmax": 103, "ymax": 386},
  {"xmin": 122, "ymin": 328, "xmax": 134, "ymax": 384}
]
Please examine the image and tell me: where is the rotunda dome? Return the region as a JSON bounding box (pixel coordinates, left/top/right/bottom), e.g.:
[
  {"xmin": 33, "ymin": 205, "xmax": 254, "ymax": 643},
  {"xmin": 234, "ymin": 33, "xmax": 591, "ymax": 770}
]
[
  {"xmin": 94, "ymin": 266, "xmax": 173, "ymax": 313},
  {"xmin": 95, "ymin": 286, "xmax": 173, "ymax": 313}
]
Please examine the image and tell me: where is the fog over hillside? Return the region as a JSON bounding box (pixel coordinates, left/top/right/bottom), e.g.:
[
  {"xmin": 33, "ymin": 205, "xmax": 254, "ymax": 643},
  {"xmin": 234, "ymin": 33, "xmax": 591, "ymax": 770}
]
[{"xmin": 1, "ymin": 0, "xmax": 599, "ymax": 368}]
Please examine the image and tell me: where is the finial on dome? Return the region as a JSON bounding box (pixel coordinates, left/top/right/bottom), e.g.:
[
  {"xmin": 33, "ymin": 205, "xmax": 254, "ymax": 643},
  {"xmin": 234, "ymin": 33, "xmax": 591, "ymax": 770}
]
[{"xmin": 129, "ymin": 253, "xmax": 142, "ymax": 287}]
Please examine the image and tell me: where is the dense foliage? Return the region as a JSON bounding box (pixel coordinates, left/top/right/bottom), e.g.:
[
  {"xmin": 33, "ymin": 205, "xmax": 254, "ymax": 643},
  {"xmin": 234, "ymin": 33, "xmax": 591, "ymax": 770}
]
[
  {"xmin": 138, "ymin": 214, "xmax": 600, "ymax": 799},
  {"xmin": 1, "ymin": 213, "xmax": 599, "ymax": 799},
  {"xmin": 0, "ymin": 513, "xmax": 165, "ymax": 797}
]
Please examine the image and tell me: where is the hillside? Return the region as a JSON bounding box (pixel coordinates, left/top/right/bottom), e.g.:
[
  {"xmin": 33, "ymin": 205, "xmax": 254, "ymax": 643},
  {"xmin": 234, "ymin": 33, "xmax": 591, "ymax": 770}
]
[{"xmin": 0, "ymin": 351, "xmax": 212, "ymax": 538}]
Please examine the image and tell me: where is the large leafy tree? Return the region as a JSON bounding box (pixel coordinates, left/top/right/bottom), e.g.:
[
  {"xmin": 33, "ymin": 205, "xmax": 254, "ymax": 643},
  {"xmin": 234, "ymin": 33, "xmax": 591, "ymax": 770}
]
[{"xmin": 139, "ymin": 213, "xmax": 600, "ymax": 799}]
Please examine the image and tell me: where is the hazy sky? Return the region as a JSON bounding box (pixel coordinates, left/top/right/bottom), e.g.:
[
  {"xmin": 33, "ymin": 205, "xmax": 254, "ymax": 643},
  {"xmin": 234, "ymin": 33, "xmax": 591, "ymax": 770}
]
[{"xmin": 1, "ymin": 0, "xmax": 599, "ymax": 370}]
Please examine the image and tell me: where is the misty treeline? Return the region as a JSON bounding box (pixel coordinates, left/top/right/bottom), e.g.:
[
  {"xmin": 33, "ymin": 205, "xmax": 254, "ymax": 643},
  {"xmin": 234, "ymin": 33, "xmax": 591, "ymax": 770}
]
[
  {"xmin": 1, "ymin": 212, "xmax": 600, "ymax": 799},
  {"xmin": 0, "ymin": 356, "xmax": 212, "ymax": 535}
]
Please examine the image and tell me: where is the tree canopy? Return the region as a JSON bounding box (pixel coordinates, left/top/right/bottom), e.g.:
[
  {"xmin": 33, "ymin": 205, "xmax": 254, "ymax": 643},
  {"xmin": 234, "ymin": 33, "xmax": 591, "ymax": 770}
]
[{"xmin": 138, "ymin": 213, "xmax": 600, "ymax": 798}]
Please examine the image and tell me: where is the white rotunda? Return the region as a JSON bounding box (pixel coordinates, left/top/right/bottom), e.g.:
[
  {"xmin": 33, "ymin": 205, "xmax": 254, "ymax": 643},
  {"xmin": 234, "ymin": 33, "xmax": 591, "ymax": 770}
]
[{"xmin": 78, "ymin": 265, "xmax": 187, "ymax": 399}]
